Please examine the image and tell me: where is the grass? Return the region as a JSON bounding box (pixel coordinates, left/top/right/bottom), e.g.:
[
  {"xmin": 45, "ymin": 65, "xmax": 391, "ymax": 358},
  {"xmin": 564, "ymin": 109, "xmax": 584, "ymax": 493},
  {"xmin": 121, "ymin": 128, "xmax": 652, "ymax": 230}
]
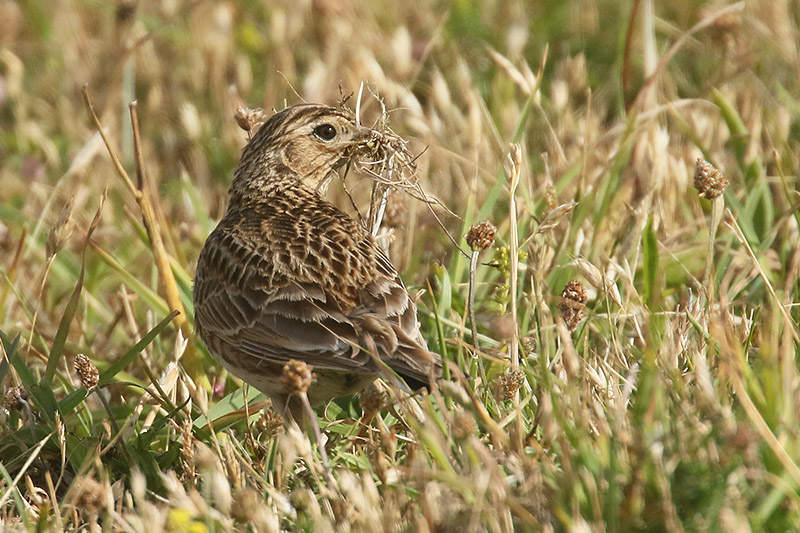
[{"xmin": 2, "ymin": 0, "xmax": 800, "ymax": 530}]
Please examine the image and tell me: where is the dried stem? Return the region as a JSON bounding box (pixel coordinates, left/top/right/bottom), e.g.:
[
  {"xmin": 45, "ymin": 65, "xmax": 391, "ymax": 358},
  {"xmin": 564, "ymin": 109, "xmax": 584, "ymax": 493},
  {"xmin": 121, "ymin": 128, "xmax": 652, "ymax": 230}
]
[
  {"xmin": 725, "ymin": 209, "xmax": 799, "ymax": 343},
  {"xmin": 468, "ymin": 250, "xmax": 480, "ymax": 350},
  {"xmin": 82, "ymin": 86, "xmax": 206, "ymax": 385},
  {"xmin": 466, "ymin": 249, "xmax": 489, "ymax": 385},
  {"xmin": 703, "ymin": 195, "xmax": 724, "ymax": 306},
  {"xmin": 505, "ymin": 143, "xmax": 523, "ymax": 452},
  {"xmin": 506, "ymin": 144, "xmax": 522, "ymax": 370}
]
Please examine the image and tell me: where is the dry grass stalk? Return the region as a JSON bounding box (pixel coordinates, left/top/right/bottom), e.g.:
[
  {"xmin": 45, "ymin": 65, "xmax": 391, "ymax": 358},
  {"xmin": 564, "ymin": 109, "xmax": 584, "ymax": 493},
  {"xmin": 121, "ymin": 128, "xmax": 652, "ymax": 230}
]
[
  {"xmin": 695, "ymin": 159, "xmax": 728, "ymax": 306},
  {"xmin": 0, "ymin": 429, "xmax": 56, "ymax": 510},
  {"xmin": 352, "ymin": 110, "xmax": 420, "ymax": 235},
  {"xmin": 4, "ymin": 2, "xmax": 799, "ymax": 528},
  {"xmin": 504, "ymin": 143, "xmax": 523, "ymax": 451},
  {"xmin": 465, "ymin": 220, "xmax": 497, "ymax": 353},
  {"xmin": 346, "ymin": 92, "xmax": 469, "ymax": 259},
  {"xmin": 28, "ymin": 196, "xmax": 76, "ymax": 359},
  {"xmin": 82, "ymin": 87, "xmax": 204, "ymax": 385},
  {"xmin": 629, "ymin": 2, "xmax": 746, "ymax": 113},
  {"xmin": 504, "ymin": 145, "xmax": 522, "ymax": 370},
  {"xmin": 725, "ymin": 210, "xmax": 799, "ymax": 344},
  {"xmin": 279, "ymin": 360, "xmax": 336, "ymax": 491}
]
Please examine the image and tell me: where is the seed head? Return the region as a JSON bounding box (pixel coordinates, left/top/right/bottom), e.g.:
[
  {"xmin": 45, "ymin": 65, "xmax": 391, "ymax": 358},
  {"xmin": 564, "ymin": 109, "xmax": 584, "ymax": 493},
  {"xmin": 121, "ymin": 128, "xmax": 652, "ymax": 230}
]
[
  {"xmin": 115, "ymin": 0, "xmax": 137, "ymax": 23},
  {"xmin": 234, "ymin": 106, "xmax": 265, "ymax": 138},
  {"xmin": 256, "ymin": 408, "xmax": 285, "ymax": 437},
  {"xmin": 520, "ymin": 334, "xmax": 536, "ymax": 355},
  {"xmin": 496, "ymin": 369, "xmax": 526, "ymax": 401},
  {"xmin": 451, "ymin": 407, "xmax": 477, "ymax": 441},
  {"xmin": 359, "ymin": 383, "xmax": 386, "ymax": 415},
  {"xmin": 46, "ymin": 197, "xmax": 75, "ymax": 260},
  {"xmin": 280, "ymin": 360, "xmax": 317, "ymax": 395},
  {"xmin": 465, "ymin": 221, "xmax": 497, "ymax": 251},
  {"xmin": 74, "ymin": 476, "xmax": 107, "ymax": 515},
  {"xmin": 700, "ymin": 5, "xmax": 742, "ymax": 40},
  {"xmin": 694, "ymin": 159, "xmax": 729, "ymax": 199},
  {"xmin": 504, "ymin": 143, "xmax": 523, "ymax": 191},
  {"xmin": 231, "ymin": 486, "xmax": 263, "ymax": 523},
  {"xmin": 74, "ymin": 354, "xmax": 99, "ymax": 389},
  {"xmin": 180, "ymin": 417, "xmax": 196, "ymax": 483},
  {"xmin": 4, "ymin": 386, "xmax": 27, "ymax": 410},
  {"xmin": 559, "ymin": 280, "xmax": 587, "ymax": 332}
]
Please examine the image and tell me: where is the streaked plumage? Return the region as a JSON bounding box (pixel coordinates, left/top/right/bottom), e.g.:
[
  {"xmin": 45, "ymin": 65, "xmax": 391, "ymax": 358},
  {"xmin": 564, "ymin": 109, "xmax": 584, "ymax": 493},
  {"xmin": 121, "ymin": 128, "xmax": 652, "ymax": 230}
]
[{"xmin": 193, "ymin": 104, "xmax": 439, "ymax": 418}]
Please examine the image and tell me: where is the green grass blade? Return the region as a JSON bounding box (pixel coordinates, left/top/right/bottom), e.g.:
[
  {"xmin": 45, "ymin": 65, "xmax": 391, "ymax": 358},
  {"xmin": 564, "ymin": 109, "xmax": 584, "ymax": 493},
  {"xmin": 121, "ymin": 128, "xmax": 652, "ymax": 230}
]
[
  {"xmin": 642, "ymin": 216, "xmax": 659, "ymax": 308},
  {"xmin": 98, "ymin": 310, "xmax": 179, "ymax": 387},
  {"xmin": 41, "ymin": 265, "xmax": 84, "ymax": 386},
  {"xmin": 90, "ymin": 242, "xmax": 170, "ymax": 316},
  {"xmin": 0, "ymin": 330, "xmax": 21, "ymax": 384}
]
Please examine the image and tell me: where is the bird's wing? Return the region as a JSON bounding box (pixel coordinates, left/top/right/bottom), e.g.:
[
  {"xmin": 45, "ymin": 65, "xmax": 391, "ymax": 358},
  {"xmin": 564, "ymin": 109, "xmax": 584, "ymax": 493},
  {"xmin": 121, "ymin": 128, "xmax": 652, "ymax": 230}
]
[
  {"xmin": 194, "ymin": 204, "xmax": 440, "ymax": 383},
  {"xmin": 193, "ymin": 228, "xmax": 376, "ymax": 374},
  {"xmin": 352, "ymin": 249, "xmax": 440, "ymax": 386}
]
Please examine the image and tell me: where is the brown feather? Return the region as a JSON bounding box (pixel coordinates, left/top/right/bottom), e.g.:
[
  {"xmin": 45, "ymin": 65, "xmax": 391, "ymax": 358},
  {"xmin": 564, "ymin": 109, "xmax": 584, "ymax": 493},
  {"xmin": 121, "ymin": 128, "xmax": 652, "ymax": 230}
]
[{"xmin": 193, "ymin": 104, "xmax": 441, "ymax": 412}]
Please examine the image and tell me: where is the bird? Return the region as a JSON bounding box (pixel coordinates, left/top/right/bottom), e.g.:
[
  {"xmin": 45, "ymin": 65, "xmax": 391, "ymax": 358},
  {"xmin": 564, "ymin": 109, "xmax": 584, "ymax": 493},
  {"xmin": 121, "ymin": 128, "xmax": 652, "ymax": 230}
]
[{"xmin": 193, "ymin": 103, "xmax": 440, "ymax": 421}]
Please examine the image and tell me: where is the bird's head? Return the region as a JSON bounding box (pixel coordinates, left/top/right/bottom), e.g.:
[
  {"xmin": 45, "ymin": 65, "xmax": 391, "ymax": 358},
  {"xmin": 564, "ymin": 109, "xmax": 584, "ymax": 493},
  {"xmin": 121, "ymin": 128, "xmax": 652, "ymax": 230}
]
[{"xmin": 233, "ymin": 104, "xmax": 374, "ymax": 194}]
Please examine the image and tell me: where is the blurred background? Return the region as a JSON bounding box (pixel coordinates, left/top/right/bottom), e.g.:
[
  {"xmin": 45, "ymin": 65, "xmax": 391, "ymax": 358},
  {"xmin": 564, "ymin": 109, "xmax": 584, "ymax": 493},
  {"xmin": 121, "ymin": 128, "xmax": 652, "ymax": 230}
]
[
  {"xmin": 3, "ymin": 1, "xmax": 800, "ymax": 528},
  {"xmin": 4, "ymin": 0, "xmax": 789, "ymax": 328}
]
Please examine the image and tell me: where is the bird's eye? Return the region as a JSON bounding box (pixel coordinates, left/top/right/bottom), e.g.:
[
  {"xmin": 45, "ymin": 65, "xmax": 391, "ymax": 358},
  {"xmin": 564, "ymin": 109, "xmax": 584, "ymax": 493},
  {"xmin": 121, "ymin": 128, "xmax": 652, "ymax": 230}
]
[{"xmin": 313, "ymin": 124, "xmax": 337, "ymax": 141}]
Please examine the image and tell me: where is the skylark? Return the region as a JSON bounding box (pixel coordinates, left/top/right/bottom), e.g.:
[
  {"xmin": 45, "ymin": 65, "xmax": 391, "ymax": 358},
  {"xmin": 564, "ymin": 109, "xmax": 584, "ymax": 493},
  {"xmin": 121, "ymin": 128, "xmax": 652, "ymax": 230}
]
[{"xmin": 193, "ymin": 103, "xmax": 440, "ymax": 419}]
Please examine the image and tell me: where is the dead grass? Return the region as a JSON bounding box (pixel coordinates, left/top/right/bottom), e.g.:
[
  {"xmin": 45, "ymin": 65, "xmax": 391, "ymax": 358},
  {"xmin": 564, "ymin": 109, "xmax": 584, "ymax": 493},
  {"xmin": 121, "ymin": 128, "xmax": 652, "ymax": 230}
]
[{"xmin": 2, "ymin": 0, "xmax": 800, "ymax": 531}]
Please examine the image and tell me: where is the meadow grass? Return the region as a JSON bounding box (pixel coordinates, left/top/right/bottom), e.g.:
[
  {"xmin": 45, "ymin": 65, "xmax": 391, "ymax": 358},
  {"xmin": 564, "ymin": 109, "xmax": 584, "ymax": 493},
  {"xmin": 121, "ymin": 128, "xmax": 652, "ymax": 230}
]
[{"xmin": 2, "ymin": 0, "xmax": 800, "ymax": 530}]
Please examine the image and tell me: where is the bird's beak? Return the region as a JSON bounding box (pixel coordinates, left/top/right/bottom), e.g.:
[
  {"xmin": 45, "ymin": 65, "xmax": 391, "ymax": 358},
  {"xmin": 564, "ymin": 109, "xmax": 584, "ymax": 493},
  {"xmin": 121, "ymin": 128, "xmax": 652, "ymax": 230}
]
[{"xmin": 352, "ymin": 125, "xmax": 377, "ymax": 145}]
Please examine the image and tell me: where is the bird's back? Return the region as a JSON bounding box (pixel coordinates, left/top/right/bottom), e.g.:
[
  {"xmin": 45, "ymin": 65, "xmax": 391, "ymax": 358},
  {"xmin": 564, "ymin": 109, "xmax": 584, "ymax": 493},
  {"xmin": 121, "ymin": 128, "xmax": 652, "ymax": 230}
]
[{"xmin": 194, "ymin": 181, "xmax": 438, "ymax": 406}]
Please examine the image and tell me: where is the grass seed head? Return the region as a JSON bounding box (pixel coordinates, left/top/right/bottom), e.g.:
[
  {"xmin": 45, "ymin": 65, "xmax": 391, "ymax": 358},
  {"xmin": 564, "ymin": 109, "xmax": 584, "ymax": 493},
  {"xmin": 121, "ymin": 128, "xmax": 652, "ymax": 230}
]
[
  {"xmin": 74, "ymin": 353, "xmax": 99, "ymax": 389},
  {"xmin": 496, "ymin": 369, "xmax": 526, "ymax": 401},
  {"xmin": 465, "ymin": 220, "xmax": 497, "ymax": 251},
  {"xmin": 521, "ymin": 334, "xmax": 536, "ymax": 355},
  {"xmin": 46, "ymin": 196, "xmax": 75, "ymax": 259},
  {"xmin": 559, "ymin": 280, "xmax": 587, "ymax": 332},
  {"xmin": 280, "ymin": 360, "xmax": 317, "ymax": 395},
  {"xmin": 231, "ymin": 486, "xmax": 264, "ymax": 523},
  {"xmin": 3, "ymin": 386, "xmax": 27, "ymax": 410},
  {"xmin": 115, "ymin": 0, "xmax": 137, "ymax": 23},
  {"xmin": 451, "ymin": 407, "xmax": 477, "ymax": 441},
  {"xmin": 74, "ymin": 476, "xmax": 107, "ymax": 515},
  {"xmin": 701, "ymin": 5, "xmax": 742, "ymax": 40},
  {"xmin": 359, "ymin": 383, "xmax": 386, "ymax": 415},
  {"xmin": 694, "ymin": 159, "xmax": 729, "ymax": 199},
  {"xmin": 257, "ymin": 408, "xmax": 285, "ymax": 437},
  {"xmin": 234, "ymin": 106, "xmax": 265, "ymax": 137}
]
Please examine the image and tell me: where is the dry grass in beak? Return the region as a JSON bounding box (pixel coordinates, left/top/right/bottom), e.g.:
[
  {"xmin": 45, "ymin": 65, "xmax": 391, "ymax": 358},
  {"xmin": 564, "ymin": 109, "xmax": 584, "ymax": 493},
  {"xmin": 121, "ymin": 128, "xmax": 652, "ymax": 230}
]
[
  {"xmin": 344, "ymin": 99, "xmax": 465, "ymax": 258},
  {"xmin": 350, "ymin": 119, "xmax": 420, "ymax": 235}
]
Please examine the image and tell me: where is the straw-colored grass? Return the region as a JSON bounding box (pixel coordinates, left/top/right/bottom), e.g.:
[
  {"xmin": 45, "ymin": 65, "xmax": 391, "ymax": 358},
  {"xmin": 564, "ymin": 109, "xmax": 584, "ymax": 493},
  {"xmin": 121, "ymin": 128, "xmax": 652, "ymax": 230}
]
[{"xmin": 2, "ymin": 0, "xmax": 800, "ymax": 530}]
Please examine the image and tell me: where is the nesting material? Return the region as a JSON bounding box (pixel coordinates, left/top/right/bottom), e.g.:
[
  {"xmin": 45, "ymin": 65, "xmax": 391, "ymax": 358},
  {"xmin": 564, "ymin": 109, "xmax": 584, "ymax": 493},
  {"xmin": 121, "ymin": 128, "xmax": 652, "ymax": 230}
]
[{"xmin": 351, "ymin": 115, "xmax": 420, "ymax": 236}]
